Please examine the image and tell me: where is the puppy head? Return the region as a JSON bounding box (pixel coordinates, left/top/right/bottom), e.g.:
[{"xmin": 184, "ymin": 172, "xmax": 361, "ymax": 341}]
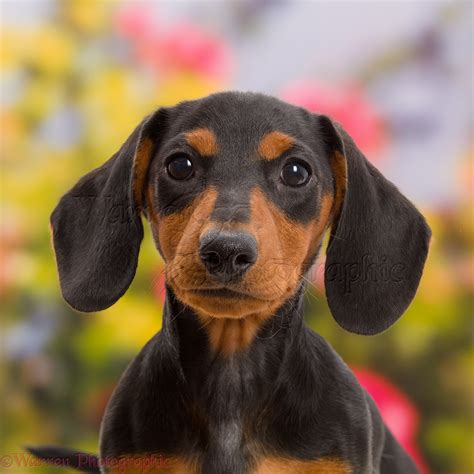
[{"xmin": 51, "ymin": 92, "xmax": 430, "ymax": 335}]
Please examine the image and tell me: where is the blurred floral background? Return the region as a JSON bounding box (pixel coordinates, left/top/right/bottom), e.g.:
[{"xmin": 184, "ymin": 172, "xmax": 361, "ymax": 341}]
[{"xmin": 0, "ymin": 1, "xmax": 472, "ymax": 473}]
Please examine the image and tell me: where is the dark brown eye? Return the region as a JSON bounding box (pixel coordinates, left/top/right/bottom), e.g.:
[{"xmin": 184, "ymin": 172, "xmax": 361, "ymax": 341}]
[
  {"xmin": 281, "ymin": 161, "xmax": 311, "ymax": 187},
  {"xmin": 166, "ymin": 155, "xmax": 194, "ymax": 180}
]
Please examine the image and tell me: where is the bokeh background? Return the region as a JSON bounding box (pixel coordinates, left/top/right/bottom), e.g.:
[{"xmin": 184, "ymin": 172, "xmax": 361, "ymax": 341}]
[{"xmin": 1, "ymin": 1, "xmax": 472, "ymax": 473}]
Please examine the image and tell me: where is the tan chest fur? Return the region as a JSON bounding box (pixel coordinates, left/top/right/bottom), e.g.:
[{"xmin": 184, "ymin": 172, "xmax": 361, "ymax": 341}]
[
  {"xmin": 252, "ymin": 457, "xmax": 352, "ymax": 474},
  {"xmin": 106, "ymin": 455, "xmax": 351, "ymax": 474}
]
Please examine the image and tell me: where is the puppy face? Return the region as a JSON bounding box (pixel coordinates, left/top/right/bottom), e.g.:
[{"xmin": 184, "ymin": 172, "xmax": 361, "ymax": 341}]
[
  {"xmin": 144, "ymin": 95, "xmax": 337, "ymax": 320},
  {"xmin": 51, "ymin": 91, "xmax": 429, "ymax": 341}
]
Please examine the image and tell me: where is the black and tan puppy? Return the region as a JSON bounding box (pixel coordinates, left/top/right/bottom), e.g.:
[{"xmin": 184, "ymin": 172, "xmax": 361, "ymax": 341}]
[{"xmin": 29, "ymin": 92, "xmax": 430, "ymax": 473}]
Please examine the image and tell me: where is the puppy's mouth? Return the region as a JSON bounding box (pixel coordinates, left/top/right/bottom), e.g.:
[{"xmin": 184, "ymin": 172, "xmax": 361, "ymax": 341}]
[
  {"xmin": 166, "ymin": 259, "xmax": 297, "ymax": 318},
  {"xmin": 179, "ymin": 284, "xmax": 276, "ymax": 319},
  {"xmin": 187, "ymin": 287, "xmax": 255, "ymax": 299}
]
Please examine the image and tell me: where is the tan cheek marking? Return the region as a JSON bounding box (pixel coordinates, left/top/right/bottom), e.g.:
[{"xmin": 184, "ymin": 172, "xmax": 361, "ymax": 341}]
[
  {"xmin": 185, "ymin": 128, "xmax": 218, "ymax": 157},
  {"xmin": 146, "ymin": 186, "xmax": 218, "ymax": 263},
  {"xmin": 166, "ymin": 187, "xmax": 219, "ymax": 262},
  {"xmin": 133, "ymin": 138, "xmax": 154, "ymax": 208},
  {"xmin": 253, "ymin": 457, "xmax": 352, "ymax": 474},
  {"xmin": 247, "ymin": 188, "xmax": 312, "ymax": 284},
  {"xmin": 146, "ymin": 186, "xmax": 217, "ymax": 262},
  {"xmin": 245, "ymin": 188, "xmax": 333, "ymax": 297},
  {"xmin": 257, "ymin": 131, "xmax": 295, "ymax": 160}
]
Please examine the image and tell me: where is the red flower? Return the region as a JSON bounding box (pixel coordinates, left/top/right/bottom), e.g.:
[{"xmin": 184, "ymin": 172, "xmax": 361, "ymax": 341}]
[
  {"xmin": 281, "ymin": 82, "xmax": 386, "ymax": 160},
  {"xmin": 353, "ymin": 368, "xmax": 429, "ymax": 473},
  {"xmin": 153, "ymin": 272, "xmax": 166, "ymax": 306}
]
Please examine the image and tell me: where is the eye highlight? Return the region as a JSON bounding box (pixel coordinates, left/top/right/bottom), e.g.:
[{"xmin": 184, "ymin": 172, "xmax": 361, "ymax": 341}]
[
  {"xmin": 166, "ymin": 155, "xmax": 194, "ymax": 180},
  {"xmin": 280, "ymin": 161, "xmax": 311, "ymax": 187}
]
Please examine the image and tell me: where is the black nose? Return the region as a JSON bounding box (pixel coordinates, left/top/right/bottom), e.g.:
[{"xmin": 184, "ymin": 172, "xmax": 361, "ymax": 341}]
[{"xmin": 199, "ymin": 230, "xmax": 257, "ymax": 282}]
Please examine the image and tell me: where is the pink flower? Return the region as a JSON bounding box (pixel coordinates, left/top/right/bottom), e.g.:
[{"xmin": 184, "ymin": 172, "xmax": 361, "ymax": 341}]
[
  {"xmin": 281, "ymin": 82, "xmax": 386, "ymax": 160},
  {"xmin": 155, "ymin": 22, "xmax": 232, "ymax": 80},
  {"xmin": 458, "ymin": 151, "xmax": 474, "ymax": 203},
  {"xmin": 353, "ymin": 368, "xmax": 429, "ymax": 473},
  {"xmin": 115, "ymin": 6, "xmax": 232, "ymax": 81},
  {"xmin": 114, "ymin": 4, "xmax": 157, "ymax": 41}
]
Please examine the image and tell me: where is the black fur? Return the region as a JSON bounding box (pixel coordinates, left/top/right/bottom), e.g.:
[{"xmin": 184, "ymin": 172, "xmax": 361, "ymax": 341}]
[
  {"xmin": 31, "ymin": 92, "xmax": 430, "ymax": 473},
  {"xmin": 321, "ymin": 117, "xmax": 431, "ymax": 334},
  {"xmin": 25, "ymin": 446, "xmax": 100, "ymax": 473}
]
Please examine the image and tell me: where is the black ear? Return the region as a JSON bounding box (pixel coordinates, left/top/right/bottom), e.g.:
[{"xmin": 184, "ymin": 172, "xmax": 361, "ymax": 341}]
[
  {"xmin": 51, "ymin": 109, "xmax": 167, "ymax": 312},
  {"xmin": 319, "ymin": 115, "xmax": 431, "ymax": 335}
]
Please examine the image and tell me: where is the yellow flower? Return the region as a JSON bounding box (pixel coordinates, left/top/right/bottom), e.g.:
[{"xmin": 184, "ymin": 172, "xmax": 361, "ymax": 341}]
[
  {"xmin": 80, "ymin": 69, "xmax": 153, "ymax": 161},
  {"xmin": 59, "ymin": 0, "xmax": 110, "ymax": 34},
  {"xmin": 1, "ymin": 25, "xmax": 72, "ymax": 74},
  {"xmin": 28, "ymin": 26, "xmax": 74, "ymax": 76},
  {"xmin": 74, "ymin": 296, "xmax": 163, "ymax": 364},
  {"xmin": 155, "ymin": 73, "xmax": 222, "ymax": 106},
  {"xmin": 0, "ymin": 30, "xmax": 22, "ymax": 68},
  {"xmin": 0, "ymin": 112, "xmax": 27, "ymax": 162}
]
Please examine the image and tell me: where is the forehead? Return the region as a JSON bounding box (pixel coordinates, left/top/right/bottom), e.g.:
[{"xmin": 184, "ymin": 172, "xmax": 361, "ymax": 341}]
[{"xmin": 165, "ymin": 92, "xmax": 319, "ymax": 152}]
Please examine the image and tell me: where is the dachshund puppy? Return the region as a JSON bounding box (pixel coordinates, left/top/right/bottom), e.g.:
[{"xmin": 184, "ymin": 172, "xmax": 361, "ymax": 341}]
[{"xmin": 29, "ymin": 92, "xmax": 430, "ymax": 473}]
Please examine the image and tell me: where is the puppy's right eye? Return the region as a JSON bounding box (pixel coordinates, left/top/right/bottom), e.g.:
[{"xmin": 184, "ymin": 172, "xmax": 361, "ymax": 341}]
[
  {"xmin": 166, "ymin": 155, "xmax": 194, "ymax": 180},
  {"xmin": 281, "ymin": 161, "xmax": 311, "ymax": 187}
]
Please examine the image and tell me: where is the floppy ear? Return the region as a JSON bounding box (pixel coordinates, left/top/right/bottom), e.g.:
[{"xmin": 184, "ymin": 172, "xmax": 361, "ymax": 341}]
[
  {"xmin": 319, "ymin": 115, "xmax": 431, "ymax": 335},
  {"xmin": 51, "ymin": 109, "xmax": 168, "ymax": 312}
]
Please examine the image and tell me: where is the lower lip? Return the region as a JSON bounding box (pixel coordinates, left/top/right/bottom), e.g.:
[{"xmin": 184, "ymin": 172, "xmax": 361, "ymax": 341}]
[{"xmin": 188, "ymin": 288, "xmax": 251, "ymax": 299}]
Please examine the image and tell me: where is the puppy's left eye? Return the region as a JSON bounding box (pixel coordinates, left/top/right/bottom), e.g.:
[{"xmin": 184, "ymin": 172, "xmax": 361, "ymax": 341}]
[
  {"xmin": 281, "ymin": 161, "xmax": 311, "ymax": 187},
  {"xmin": 166, "ymin": 155, "xmax": 194, "ymax": 180}
]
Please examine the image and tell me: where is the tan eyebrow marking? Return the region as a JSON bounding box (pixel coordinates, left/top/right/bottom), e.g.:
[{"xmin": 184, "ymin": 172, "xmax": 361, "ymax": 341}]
[
  {"xmin": 257, "ymin": 131, "xmax": 295, "ymax": 160},
  {"xmin": 184, "ymin": 128, "xmax": 218, "ymax": 157}
]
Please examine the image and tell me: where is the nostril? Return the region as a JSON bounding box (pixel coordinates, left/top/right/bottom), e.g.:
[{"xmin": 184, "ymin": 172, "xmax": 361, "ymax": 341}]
[
  {"xmin": 202, "ymin": 250, "xmax": 221, "ymax": 267},
  {"xmin": 199, "ymin": 230, "xmax": 257, "ymax": 280},
  {"xmin": 234, "ymin": 253, "xmax": 254, "ymax": 268}
]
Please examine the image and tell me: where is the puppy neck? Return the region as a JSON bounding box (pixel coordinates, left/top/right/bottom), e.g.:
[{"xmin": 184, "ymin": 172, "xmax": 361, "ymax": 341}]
[{"xmin": 162, "ymin": 285, "xmax": 306, "ymax": 361}]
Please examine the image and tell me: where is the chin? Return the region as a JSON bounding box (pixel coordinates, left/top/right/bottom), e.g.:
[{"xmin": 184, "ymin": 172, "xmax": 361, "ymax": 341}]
[{"xmin": 175, "ymin": 287, "xmax": 275, "ymax": 319}]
